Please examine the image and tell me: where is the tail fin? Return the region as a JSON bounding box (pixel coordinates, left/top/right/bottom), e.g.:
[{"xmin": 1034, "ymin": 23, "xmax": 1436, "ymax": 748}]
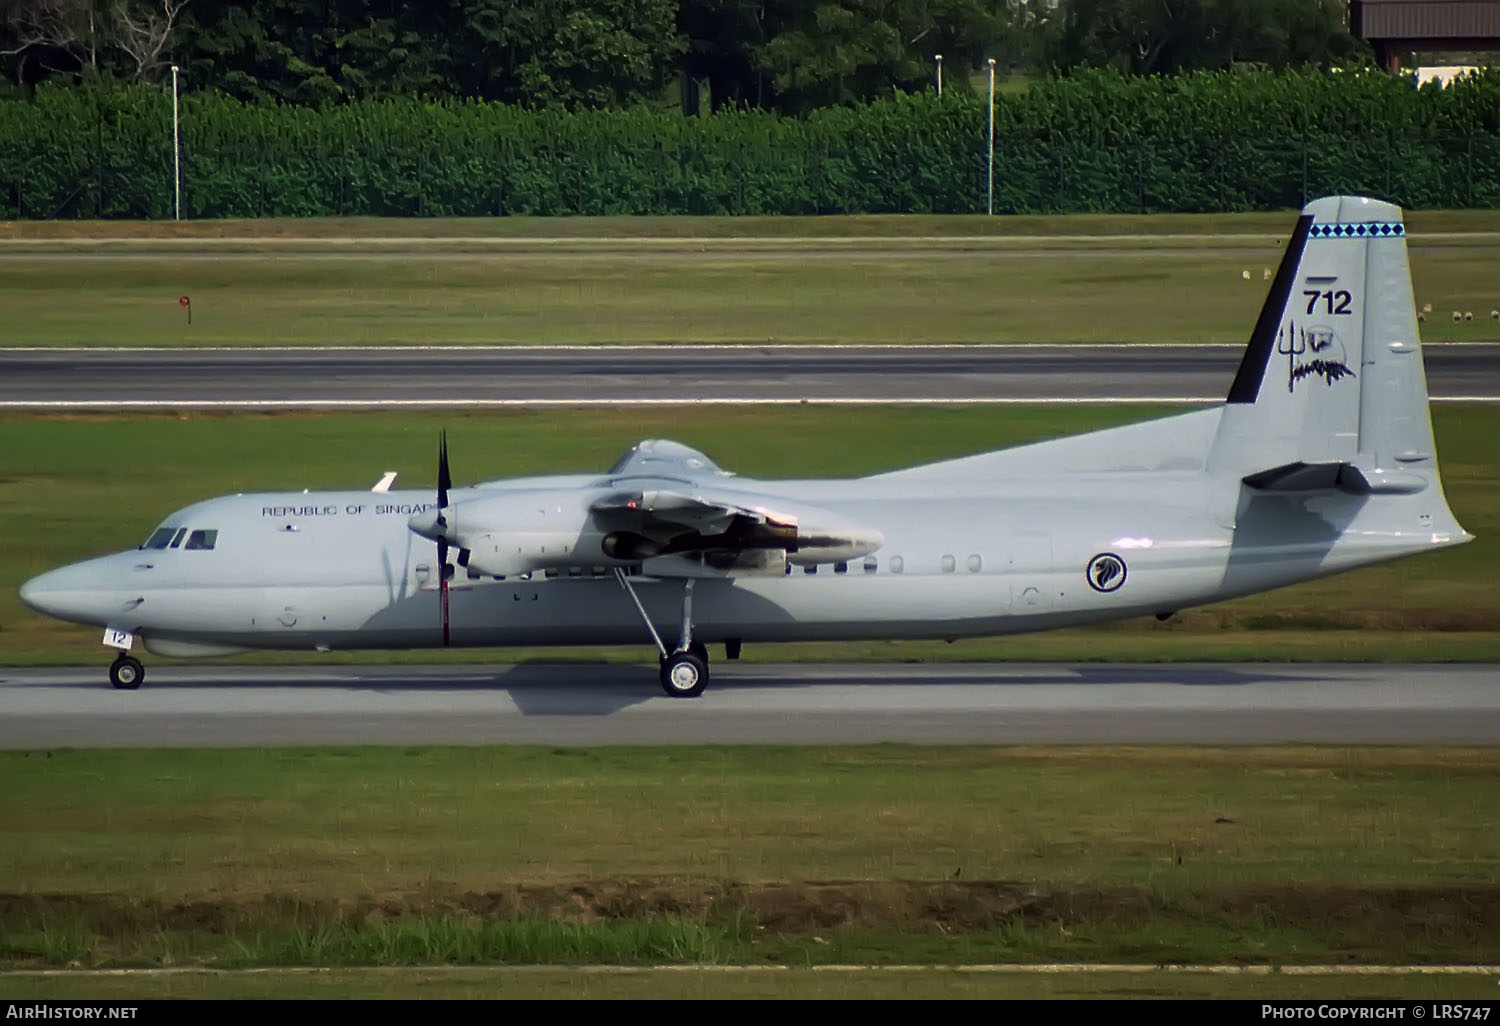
[{"xmin": 1210, "ymin": 195, "xmax": 1439, "ymax": 490}]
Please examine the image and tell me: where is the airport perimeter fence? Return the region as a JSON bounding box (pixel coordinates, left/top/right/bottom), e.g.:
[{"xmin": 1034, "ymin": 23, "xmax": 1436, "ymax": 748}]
[{"xmin": 4, "ymin": 70, "xmax": 1499, "ymax": 218}]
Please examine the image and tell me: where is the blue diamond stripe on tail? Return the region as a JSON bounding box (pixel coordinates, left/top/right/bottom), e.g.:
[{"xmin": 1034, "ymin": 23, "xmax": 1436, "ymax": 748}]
[{"xmin": 1309, "ymin": 222, "xmax": 1404, "ymax": 238}]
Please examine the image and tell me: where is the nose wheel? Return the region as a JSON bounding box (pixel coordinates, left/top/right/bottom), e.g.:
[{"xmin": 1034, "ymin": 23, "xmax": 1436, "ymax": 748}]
[{"xmin": 109, "ymin": 654, "xmax": 144, "ymax": 690}]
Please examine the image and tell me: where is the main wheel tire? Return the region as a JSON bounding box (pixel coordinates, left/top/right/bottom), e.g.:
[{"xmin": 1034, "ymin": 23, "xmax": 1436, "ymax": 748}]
[
  {"xmin": 687, "ymin": 640, "xmax": 708, "ymax": 664},
  {"xmin": 109, "ymin": 655, "xmax": 144, "ymax": 690},
  {"xmin": 659, "ymin": 650, "xmax": 708, "ymax": 698}
]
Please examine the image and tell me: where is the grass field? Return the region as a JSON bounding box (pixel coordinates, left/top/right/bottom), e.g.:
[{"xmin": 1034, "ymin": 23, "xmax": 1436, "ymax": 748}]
[
  {"xmin": 1, "ymin": 405, "xmax": 1494, "ymax": 665},
  {"xmin": 2, "ymin": 212, "xmax": 1497, "ymax": 346},
  {"xmin": 2, "ymin": 746, "xmax": 1497, "ymax": 974},
  {"xmin": 7, "ymin": 966, "xmax": 1499, "ymax": 1000}
]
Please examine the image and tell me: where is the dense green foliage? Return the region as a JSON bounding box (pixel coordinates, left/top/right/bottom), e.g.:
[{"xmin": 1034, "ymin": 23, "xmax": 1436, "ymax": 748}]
[
  {"xmin": 2, "ymin": 0, "xmax": 1366, "ymax": 112},
  {"xmin": 1051, "ymin": 0, "xmax": 1363, "ymax": 75},
  {"xmin": 174, "ymin": 0, "xmax": 686, "ymax": 109},
  {"xmin": 2, "ymin": 68, "xmax": 1497, "ymax": 217}
]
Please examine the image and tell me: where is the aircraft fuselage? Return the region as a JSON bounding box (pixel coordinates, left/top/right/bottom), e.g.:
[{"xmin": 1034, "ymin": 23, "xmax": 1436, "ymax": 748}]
[{"xmin": 20, "ymin": 467, "xmax": 1451, "ymax": 658}]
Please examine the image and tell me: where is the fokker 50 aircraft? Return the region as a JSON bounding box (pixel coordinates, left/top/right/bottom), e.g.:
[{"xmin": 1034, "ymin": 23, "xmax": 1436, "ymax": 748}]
[{"xmin": 20, "ymin": 196, "xmax": 1472, "ymax": 696}]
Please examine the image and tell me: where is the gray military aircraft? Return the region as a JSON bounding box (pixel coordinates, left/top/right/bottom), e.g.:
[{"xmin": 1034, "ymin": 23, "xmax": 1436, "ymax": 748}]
[{"xmin": 19, "ymin": 195, "xmax": 1472, "ymax": 696}]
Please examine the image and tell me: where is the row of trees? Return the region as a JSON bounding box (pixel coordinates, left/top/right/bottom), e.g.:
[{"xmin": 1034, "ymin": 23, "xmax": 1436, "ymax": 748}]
[
  {"xmin": 5, "ymin": 69, "xmax": 1496, "ymax": 219},
  {"xmin": 2, "ymin": 1, "xmax": 1369, "ymax": 112}
]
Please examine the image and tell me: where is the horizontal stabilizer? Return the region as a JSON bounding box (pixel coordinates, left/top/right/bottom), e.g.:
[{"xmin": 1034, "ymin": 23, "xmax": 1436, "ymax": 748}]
[
  {"xmin": 1243, "ymin": 461, "xmax": 1427, "ymax": 495},
  {"xmin": 1242, "ymin": 461, "xmax": 1347, "ymax": 492}
]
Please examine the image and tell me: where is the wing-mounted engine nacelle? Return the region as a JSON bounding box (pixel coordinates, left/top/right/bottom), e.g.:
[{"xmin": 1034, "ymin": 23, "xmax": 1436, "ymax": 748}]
[
  {"xmin": 600, "ymin": 531, "xmax": 662, "ymax": 560},
  {"xmin": 411, "ymin": 485, "xmax": 885, "ymax": 578},
  {"xmin": 785, "ymin": 521, "xmax": 884, "ymax": 566},
  {"xmin": 642, "ymin": 549, "xmax": 789, "ymax": 578},
  {"xmin": 593, "ymin": 485, "xmax": 882, "ymax": 568},
  {"xmin": 461, "ymin": 529, "xmax": 597, "ymax": 577},
  {"xmin": 749, "ymin": 501, "xmax": 882, "ymax": 566},
  {"xmin": 409, "ymin": 489, "xmax": 616, "ymax": 577},
  {"xmin": 601, "ymin": 520, "xmax": 799, "ymax": 561}
]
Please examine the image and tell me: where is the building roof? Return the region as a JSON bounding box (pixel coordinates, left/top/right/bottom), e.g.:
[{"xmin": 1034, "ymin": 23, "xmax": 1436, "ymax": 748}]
[{"xmin": 1351, "ymin": 1, "xmax": 1500, "ymax": 41}]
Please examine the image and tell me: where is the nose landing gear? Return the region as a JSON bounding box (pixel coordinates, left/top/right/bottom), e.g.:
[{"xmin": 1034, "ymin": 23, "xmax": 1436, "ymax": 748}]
[{"xmin": 109, "ymin": 654, "xmax": 145, "ymax": 690}]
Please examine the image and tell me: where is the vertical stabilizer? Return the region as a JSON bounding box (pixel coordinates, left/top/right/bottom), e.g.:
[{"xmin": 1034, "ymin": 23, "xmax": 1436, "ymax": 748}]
[{"xmin": 1210, "ymin": 196, "xmax": 1435, "ymax": 479}]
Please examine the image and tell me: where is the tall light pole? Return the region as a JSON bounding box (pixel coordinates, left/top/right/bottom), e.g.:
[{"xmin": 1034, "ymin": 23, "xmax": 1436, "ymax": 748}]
[
  {"xmin": 170, "ymin": 64, "xmax": 181, "ymax": 221},
  {"xmin": 986, "ymin": 58, "xmax": 996, "ymax": 216},
  {"xmin": 935, "ymin": 54, "xmax": 943, "ymax": 97}
]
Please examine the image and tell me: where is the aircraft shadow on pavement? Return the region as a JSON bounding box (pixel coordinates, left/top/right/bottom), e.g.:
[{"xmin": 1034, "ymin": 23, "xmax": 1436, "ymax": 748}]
[{"xmin": 10, "ymin": 662, "xmax": 1347, "ymax": 720}]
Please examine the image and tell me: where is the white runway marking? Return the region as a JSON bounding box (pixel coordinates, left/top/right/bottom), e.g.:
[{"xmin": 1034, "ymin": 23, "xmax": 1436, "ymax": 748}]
[
  {"xmin": 0, "ymin": 396, "xmax": 1226, "ymax": 408},
  {"xmin": 3, "ymin": 396, "xmax": 1495, "ymax": 409},
  {"xmin": 2, "ymin": 342, "xmax": 1492, "ymax": 406},
  {"xmin": 0, "ymin": 342, "xmax": 1255, "ymax": 353},
  {"xmin": 0, "ymin": 341, "xmax": 1485, "ymax": 353}
]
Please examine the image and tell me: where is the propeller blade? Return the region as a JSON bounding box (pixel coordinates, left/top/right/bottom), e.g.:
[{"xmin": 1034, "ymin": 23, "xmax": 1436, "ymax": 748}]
[
  {"xmin": 437, "ymin": 430, "xmax": 451, "ymax": 514},
  {"xmin": 440, "ymin": 568, "xmax": 451, "ymax": 647},
  {"xmin": 436, "ymin": 431, "xmax": 452, "ymax": 647}
]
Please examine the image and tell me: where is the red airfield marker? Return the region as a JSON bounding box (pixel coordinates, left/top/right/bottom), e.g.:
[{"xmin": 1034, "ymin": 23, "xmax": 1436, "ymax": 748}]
[{"xmin": 179, "ymin": 295, "xmax": 191, "ymax": 325}]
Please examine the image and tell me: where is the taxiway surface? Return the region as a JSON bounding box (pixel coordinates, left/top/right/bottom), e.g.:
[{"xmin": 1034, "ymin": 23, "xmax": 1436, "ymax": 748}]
[
  {"xmin": 1, "ymin": 343, "xmax": 1496, "ymax": 406},
  {"xmin": 2, "ymin": 662, "xmax": 1495, "ymax": 747}
]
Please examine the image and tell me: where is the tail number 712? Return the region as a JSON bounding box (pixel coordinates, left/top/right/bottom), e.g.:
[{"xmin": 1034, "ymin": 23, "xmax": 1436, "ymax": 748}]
[{"xmin": 1304, "ymin": 289, "xmax": 1352, "ymax": 315}]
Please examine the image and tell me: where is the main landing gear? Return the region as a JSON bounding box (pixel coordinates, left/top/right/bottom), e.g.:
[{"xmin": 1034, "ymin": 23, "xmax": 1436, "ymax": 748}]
[
  {"xmin": 660, "ymin": 647, "xmax": 708, "ymax": 698},
  {"xmin": 109, "ymin": 653, "xmax": 144, "ymax": 690},
  {"xmin": 614, "ymin": 571, "xmax": 711, "ymax": 698}
]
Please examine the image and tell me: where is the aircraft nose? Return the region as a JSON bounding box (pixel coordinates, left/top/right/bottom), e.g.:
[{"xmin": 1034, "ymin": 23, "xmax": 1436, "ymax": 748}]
[
  {"xmin": 19, "ymin": 567, "xmax": 68, "ymax": 619},
  {"xmin": 18, "ymin": 558, "xmax": 130, "ymax": 625}
]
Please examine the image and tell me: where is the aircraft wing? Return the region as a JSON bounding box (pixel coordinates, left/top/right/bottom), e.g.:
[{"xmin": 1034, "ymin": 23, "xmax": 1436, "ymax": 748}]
[
  {"xmin": 590, "ymin": 477, "xmax": 880, "ymax": 572},
  {"xmin": 597, "ymin": 440, "xmax": 801, "ymax": 565},
  {"xmin": 422, "ymin": 437, "xmax": 881, "ymax": 579},
  {"xmin": 591, "ymin": 482, "xmax": 798, "ymax": 555}
]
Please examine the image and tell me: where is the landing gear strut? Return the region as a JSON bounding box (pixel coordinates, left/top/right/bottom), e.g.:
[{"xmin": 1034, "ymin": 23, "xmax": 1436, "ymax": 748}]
[
  {"xmin": 109, "ymin": 653, "xmax": 144, "ymax": 690},
  {"xmin": 614, "ymin": 571, "xmax": 710, "ymax": 698}
]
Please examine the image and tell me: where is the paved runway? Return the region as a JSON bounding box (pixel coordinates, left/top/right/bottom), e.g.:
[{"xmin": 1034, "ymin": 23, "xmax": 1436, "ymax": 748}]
[
  {"xmin": 1, "ymin": 343, "xmax": 1495, "ymax": 406},
  {"xmin": 2, "ymin": 662, "xmax": 1496, "ymax": 747}
]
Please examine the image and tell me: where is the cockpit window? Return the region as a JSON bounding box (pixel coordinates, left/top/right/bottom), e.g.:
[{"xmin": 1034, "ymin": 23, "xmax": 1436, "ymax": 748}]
[
  {"xmin": 185, "ymin": 529, "xmax": 218, "ymax": 551},
  {"xmin": 168, "ymin": 528, "xmax": 188, "ymax": 549},
  {"xmin": 141, "ymin": 527, "xmax": 177, "ymax": 550}
]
